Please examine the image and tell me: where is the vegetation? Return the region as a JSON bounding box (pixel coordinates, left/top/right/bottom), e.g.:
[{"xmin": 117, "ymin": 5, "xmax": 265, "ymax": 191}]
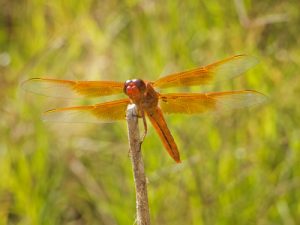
[{"xmin": 1, "ymin": 0, "xmax": 299, "ymax": 224}]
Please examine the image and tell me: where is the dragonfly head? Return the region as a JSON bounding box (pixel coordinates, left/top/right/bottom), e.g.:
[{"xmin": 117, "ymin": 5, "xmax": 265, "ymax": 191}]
[{"xmin": 124, "ymin": 79, "xmax": 146, "ymax": 100}]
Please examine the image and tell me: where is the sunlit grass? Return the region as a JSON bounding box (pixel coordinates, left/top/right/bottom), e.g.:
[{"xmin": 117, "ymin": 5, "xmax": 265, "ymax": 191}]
[{"xmin": 1, "ymin": 0, "xmax": 300, "ymax": 224}]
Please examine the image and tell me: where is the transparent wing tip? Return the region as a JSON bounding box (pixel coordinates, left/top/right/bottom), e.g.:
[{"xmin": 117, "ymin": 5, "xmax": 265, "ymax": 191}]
[
  {"xmin": 21, "ymin": 78, "xmax": 41, "ymax": 92},
  {"xmin": 215, "ymin": 90, "xmax": 268, "ymax": 112}
]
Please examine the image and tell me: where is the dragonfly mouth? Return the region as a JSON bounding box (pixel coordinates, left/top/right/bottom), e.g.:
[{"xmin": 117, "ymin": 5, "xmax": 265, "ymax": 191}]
[{"xmin": 126, "ymin": 83, "xmax": 139, "ymax": 96}]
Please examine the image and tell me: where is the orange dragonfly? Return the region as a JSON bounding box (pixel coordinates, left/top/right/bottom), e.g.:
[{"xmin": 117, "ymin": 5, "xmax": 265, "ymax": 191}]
[{"xmin": 22, "ymin": 55, "xmax": 266, "ymax": 163}]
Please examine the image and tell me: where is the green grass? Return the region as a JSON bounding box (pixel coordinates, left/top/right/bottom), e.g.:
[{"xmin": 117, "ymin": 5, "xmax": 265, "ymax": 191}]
[{"xmin": 1, "ymin": 0, "xmax": 300, "ymax": 224}]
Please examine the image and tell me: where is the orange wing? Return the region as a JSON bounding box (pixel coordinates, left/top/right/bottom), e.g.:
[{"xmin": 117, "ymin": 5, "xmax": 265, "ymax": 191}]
[
  {"xmin": 21, "ymin": 78, "xmax": 124, "ymax": 98},
  {"xmin": 146, "ymin": 107, "xmax": 181, "ymax": 163},
  {"xmin": 159, "ymin": 90, "xmax": 266, "ymax": 114},
  {"xmin": 42, "ymin": 98, "xmax": 130, "ymax": 123},
  {"xmin": 153, "ymin": 55, "xmax": 258, "ymax": 89}
]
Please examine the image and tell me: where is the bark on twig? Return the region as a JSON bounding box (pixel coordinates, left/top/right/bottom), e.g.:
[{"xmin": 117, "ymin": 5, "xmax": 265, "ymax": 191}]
[{"xmin": 126, "ymin": 104, "xmax": 150, "ymax": 225}]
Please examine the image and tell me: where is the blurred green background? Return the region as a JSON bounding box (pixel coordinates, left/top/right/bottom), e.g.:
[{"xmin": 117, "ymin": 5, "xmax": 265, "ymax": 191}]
[{"xmin": 1, "ymin": 0, "xmax": 300, "ymax": 224}]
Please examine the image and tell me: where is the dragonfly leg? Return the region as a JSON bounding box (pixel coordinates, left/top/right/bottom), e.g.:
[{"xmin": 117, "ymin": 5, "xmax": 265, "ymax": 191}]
[{"xmin": 140, "ymin": 110, "xmax": 148, "ymax": 147}]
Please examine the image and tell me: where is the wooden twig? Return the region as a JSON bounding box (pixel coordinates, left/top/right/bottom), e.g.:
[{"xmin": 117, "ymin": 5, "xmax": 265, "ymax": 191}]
[{"xmin": 126, "ymin": 104, "xmax": 150, "ymax": 225}]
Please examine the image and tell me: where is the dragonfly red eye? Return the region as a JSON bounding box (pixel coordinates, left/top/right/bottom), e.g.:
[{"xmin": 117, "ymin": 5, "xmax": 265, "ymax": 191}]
[{"xmin": 123, "ymin": 79, "xmax": 146, "ymax": 97}]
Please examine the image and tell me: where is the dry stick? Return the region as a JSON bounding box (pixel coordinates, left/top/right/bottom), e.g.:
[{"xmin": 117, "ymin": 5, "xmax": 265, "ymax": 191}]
[{"xmin": 126, "ymin": 104, "xmax": 151, "ymax": 225}]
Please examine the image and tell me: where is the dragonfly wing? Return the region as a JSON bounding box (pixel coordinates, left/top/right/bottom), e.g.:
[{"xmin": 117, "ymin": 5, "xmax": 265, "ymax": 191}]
[
  {"xmin": 159, "ymin": 91, "xmax": 266, "ymax": 114},
  {"xmin": 153, "ymin": 55, "xmax": 258, "ymax": 89},
  {"xmin": 42, "ymin": 98, "xmax": 130, "ymax": 123},
  {"xmin": 21, "ymin": 78, "xmax": 124, "ymax": 98}
]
